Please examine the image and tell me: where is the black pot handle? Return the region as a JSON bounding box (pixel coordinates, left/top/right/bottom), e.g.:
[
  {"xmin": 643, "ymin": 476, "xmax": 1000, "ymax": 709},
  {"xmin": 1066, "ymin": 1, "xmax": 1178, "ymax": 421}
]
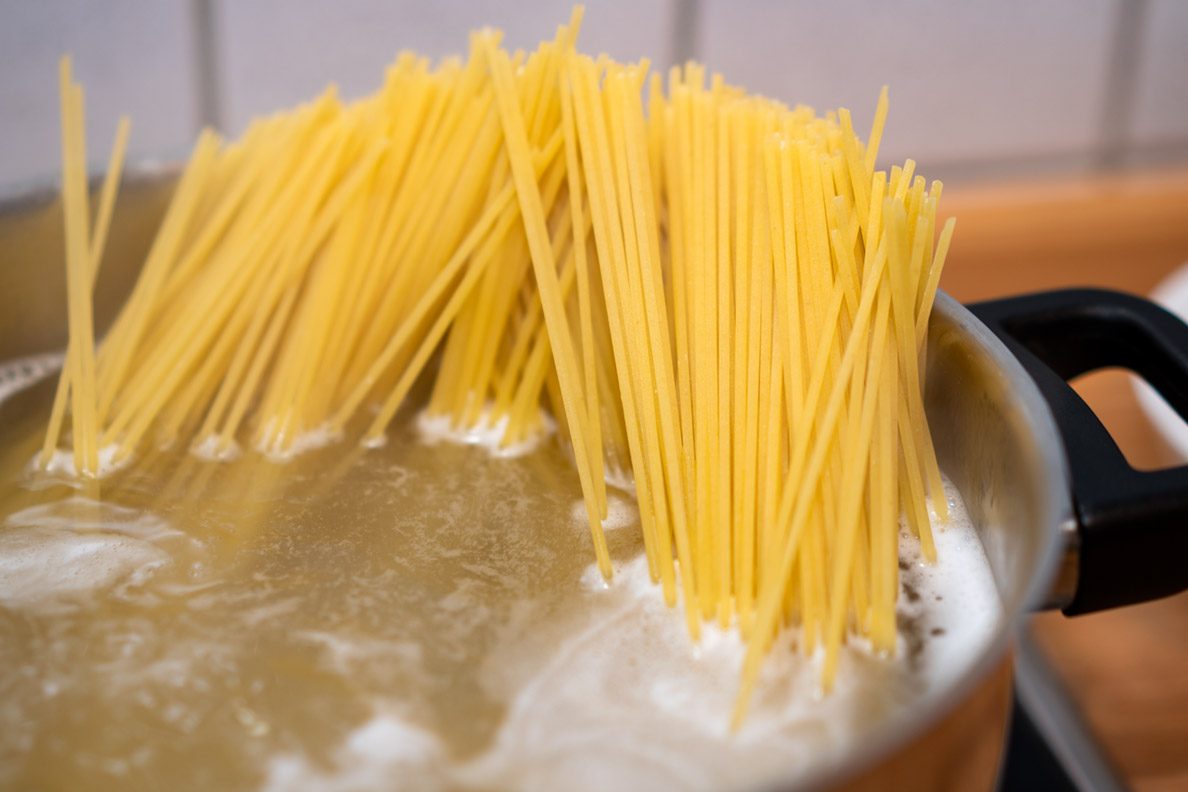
[{"xmin": 969, "ymin": 288, "xmax": 1188, "ymax": 615}]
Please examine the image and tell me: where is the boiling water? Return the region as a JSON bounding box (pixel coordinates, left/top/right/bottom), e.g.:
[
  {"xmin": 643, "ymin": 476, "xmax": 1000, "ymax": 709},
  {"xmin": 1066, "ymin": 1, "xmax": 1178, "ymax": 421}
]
[{"xmin": 0, "ymin": 357, "xmax": 1002, "ymax": 792}]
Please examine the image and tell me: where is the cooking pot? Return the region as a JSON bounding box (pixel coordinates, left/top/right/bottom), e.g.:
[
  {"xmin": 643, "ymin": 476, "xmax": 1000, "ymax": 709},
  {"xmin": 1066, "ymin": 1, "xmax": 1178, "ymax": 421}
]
[{"xmin": 2, "ymin": 168, "xmax": 1186, "ymax": 791}]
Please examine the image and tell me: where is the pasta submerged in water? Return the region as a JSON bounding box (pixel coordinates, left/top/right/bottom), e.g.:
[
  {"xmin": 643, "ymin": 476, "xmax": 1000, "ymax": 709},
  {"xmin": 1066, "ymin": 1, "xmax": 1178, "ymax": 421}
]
[{"xmin": 44, "ymin": 7, "xmax": 955, "ymax": 723}]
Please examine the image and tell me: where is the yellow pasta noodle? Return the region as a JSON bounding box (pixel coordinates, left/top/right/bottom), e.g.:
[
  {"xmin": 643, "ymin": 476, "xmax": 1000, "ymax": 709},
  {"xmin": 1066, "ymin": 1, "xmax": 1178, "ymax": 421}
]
[{"xmin": 43, "ymin": 7, "xmax": 956, "ymax": 726}]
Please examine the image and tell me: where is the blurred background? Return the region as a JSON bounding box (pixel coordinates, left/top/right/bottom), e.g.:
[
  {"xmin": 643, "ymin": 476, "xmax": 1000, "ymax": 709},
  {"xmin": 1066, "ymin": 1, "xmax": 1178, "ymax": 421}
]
[
  {"xmin": 2, "ymin": 2, "xmax": 1187, "ymax": 790},
  {"xmin": 1, "ymin": 0, "xmax": 1186, "ymax": 187}
]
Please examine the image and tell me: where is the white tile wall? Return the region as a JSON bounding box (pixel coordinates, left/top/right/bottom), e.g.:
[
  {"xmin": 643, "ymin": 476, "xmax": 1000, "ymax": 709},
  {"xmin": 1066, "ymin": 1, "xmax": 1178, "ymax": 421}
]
[
  {"xmin": 0, "ymin": 0, "xmax": 198, "ymax": 188},
  {"xmin": 1131, "ymin": 0, "xmax": 1188, "ymax": 151},
  {"xmin": 1, "ymin": 0, "xmax": 1187, "ymax": 189},
  {"xmin": 215, "ymin": 0, "xmax": 675, "ymax": 134},
  {"xmin": 699, "ymin": 0, "xmax": 1116, "ymax": 175}
]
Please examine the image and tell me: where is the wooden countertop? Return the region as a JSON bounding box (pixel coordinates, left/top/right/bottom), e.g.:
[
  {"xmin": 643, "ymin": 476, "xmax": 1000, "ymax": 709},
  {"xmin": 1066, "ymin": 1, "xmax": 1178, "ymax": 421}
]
[{"xmin": 938, "ymin": 167, "xmax": 1188, "ymax": 792}]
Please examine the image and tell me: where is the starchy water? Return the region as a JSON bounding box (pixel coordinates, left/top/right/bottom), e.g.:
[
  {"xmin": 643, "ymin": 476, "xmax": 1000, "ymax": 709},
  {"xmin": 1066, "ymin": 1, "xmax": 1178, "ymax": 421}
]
[{"xmin": 0, "ymin": 359, "xmax": 1002, "ymax": 792}]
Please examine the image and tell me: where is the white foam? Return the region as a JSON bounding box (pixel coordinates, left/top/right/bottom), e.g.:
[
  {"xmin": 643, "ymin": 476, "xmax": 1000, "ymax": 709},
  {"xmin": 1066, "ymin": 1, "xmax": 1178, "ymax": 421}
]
[
  {"xmin": 0, "ymin": 526, "xmax": 169, "ymax": 606},
  {"xmin": 37, "ymin": 443, "xmax": 132, "ymax": 479},
  {"xmin": 0, "ymin": 356, "xmax": 135, "ymax": 480},
  {"xmin": 191, "ymin": 434, "xmax": 242, "ymax": 462},
  {"xmin": 415, "ymin": 406, "xmax": 555, "ymax": 459},
  {"xmin": 454, "ymin": 473, "xmax": 1002, "ymax": 791},
  {"xmin": 570, "ymin": 491, "xmax": 639, "ymax": 533},
  {"xmin": 898, "ymin": 476, "xmax": 1003, "ymax": 689},
  {"xmin": 254, "ymin": 422, "xmax": 343, "ymax": 462},
  {"xmin": 457, "ymin": 556, "xmax": 870, "ymax": 791},
  {"xmin": 602, "ymin": 464, "xmax": 636, "ymax": 494},
  {"xmin": 262, "ymin": 710, "xmax": 446, "ymax": 792}
]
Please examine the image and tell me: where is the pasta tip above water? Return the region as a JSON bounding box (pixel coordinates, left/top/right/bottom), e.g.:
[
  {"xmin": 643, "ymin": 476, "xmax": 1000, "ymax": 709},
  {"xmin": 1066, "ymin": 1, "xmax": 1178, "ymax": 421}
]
[{"xmin": 42, "ymin": 6, "xmax": 955, "ymax": 723}]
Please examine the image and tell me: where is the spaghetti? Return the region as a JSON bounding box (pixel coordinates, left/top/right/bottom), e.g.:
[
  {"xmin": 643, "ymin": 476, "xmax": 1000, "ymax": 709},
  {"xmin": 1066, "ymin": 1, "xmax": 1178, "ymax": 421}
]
[{"xmin": 44, "ymin": 7, "xmax": 955, "ymax": 723}]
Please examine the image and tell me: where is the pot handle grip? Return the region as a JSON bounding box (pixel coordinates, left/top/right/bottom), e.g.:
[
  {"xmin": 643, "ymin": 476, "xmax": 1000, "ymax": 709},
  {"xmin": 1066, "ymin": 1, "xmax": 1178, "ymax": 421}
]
[{"xmin": 969, "ymin": 288, "xmax": 1188, "ymax": 614}]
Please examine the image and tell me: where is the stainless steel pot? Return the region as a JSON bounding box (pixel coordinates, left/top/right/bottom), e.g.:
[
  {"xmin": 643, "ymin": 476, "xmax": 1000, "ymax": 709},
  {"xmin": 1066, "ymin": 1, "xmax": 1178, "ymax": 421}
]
[{"xmin": 2, "ymin": 170, "xmax": 1185, "ymax": 791}]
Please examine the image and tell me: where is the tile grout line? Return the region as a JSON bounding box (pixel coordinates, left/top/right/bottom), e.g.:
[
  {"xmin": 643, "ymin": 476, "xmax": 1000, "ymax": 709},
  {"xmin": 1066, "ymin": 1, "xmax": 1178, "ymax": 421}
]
[
  {"xmin": 190, "ymin": 0, "xmax": 224, "ymax": 134},
  {"xmin": 1096, "ymin": 0, "xmax": 1149, "ymax": 171},
  {"xmin": 669, "ymin": 0, "xmax": 702, "ymax": 68}
]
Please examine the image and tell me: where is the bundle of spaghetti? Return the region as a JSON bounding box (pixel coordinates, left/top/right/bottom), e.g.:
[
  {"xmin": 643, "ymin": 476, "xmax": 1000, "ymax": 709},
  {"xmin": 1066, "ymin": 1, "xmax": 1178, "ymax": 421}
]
[
  {"xmin": 549, "ymin": 55, "xmax": 955, "ymax": 722},
  {"xmin": 40, "ymin": 56, "xmax": 130, "ymax": 477},
  {"xmin": 83, "ymin": 37, "xmax": 514, "ymax": 457},
  {"xmin": 43, "ymin": 6, "xmax": 958, "ymax": 722}
]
